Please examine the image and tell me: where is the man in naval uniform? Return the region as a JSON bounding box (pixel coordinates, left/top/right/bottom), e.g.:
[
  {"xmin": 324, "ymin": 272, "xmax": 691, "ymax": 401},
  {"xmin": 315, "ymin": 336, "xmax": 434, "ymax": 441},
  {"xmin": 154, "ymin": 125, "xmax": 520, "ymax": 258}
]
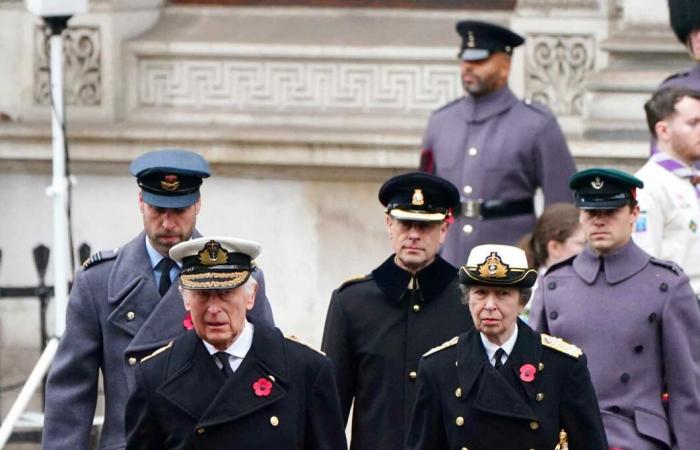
[
  {"xmin": 419, "ymin": 20, "xmax": 576, "ymax": 267},
  {"xmin": 42, "ymin": 150, "xmax": 274, "ymax": 450},
  {"xmin": 321, "ymin": 172, "xmax": 474, "ymax": 450},
  {"xmin": 125, "ymin": 237, "xmax": 346, "ymax": 450},
  {"xmin": 407, "ymin": 244, "xmax": 607, "ymax": 450},
  {"xmin": 529, "ymin": 168, "xmax": 700, "ymax": 450},
  {"xmin": 634, "ymin": 87, "xmax": 700, "ymax": 296}
]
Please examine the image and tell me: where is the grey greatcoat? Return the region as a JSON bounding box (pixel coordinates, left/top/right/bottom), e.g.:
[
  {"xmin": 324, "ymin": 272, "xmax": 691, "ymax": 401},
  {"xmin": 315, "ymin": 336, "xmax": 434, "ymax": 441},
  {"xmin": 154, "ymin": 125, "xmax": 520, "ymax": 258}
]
[
  {"xmin": 529, "ymin": 240, "xmax": 700, "ymax": 450},
  {"xmin": 42, "ymin": 232, "xmax": 274, "ymax": 450},
  {"xmin": 421, "ymin": 87, "xmax": 576, "ymax": 267}
]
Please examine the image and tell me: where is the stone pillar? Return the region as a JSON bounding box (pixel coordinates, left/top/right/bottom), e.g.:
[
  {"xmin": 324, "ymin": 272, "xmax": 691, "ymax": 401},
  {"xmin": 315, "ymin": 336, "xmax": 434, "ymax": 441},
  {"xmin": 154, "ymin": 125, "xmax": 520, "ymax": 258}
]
[
  {"xmin": 582, "ymin": 0, "xmax": 689, "ymax": 140},
  {"xmin": 3, "ymin": 0, "xmax": 165, "ymax": 125}
]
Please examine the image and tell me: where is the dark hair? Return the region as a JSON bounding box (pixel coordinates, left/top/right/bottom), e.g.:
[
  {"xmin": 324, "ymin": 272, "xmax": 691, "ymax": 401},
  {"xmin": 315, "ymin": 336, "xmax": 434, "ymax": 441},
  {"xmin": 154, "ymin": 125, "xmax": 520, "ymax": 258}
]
[
  {"xmin": 518, "ymin": 203, "xmax": 580, "ymax": 269},
  {"xmin": 644, "ymin": 87, "xmax": 700, "ymax": 138}
]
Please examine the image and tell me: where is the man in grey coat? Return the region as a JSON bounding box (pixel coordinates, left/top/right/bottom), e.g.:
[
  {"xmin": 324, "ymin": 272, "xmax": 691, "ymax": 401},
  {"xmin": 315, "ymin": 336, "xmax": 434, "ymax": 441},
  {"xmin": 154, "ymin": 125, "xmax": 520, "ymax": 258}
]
[
  {"xmin": 529, "ymin": 168, "xmax": 700, "ymax": 450},
  {"xmin": 420, "ymin": 20, "xmax": 576, "ymax": 267},
  {"xmin": 42, "ymin": 149, "xmax": 274, "ymax": 450}
]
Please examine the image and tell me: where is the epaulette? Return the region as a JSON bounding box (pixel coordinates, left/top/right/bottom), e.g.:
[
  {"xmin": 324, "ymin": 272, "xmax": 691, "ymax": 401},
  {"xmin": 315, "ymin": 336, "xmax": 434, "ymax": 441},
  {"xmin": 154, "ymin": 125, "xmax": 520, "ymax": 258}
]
[
  {"xmin": 522, "ymin": 97, "xmax": 551, "ymax": 116},
  {"xmin": 423, "ymin": 336, "xmax": 459, "ymax": 358},
  {"xmin": 285, "ymin": 335, "xmax": 325, "ymax": 356},
  {"xmin": 649, "ymin": 257, "xmax": 682, "ymax": 275},
  {"xmin": 433, "ymin": 97, "xmax": 462, "ymax": 114},
  {"xmin": 541, "ymin": 334, "xmax": 582, "ymax": 359},
  {"xmin": 337, "ymin": 274, "xmax": 371, "ymax": 292},
  {"xmin": 544, "ymin": 254, "xmax": 576, "ymax": 276},
  {"xmin": 81, "ymin": 249, "xmax": 119, "ymax": 270},
  {"xmin": 140, "ymin": 341, "xmax": 173, "ymax": 363}
]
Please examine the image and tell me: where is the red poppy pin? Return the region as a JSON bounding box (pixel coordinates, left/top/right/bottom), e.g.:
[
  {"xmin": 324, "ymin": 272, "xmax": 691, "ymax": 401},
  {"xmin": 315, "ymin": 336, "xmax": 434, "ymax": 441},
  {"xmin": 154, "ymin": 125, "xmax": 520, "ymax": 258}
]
[
  {"xmin": 253, "ymin": 378, "xmax": 273, "ymax": 397},
  {"xmin": 183, "ymin": 312, "xmax": 194, "ymax": 330},
  {"xmin": 519, "ymin": 363, "xmax": 536, "ymax": 383}
]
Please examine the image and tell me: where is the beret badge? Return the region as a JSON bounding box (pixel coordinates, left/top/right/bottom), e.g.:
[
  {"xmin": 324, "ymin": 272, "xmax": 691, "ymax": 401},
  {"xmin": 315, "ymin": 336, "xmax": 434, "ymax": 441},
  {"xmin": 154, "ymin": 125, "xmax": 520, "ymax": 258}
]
[
  {"xmin": 198, "ymin": 240, "xmax": 229, "ymax": 266},
  {"xmin": 477, "ymin": 252, "xmax": 509, "ymax": 279}
]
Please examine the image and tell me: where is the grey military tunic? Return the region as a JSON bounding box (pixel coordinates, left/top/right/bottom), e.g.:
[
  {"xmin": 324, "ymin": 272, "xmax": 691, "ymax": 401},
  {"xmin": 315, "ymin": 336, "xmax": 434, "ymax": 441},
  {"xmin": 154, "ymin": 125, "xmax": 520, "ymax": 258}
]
[
  {"xmin": 42, "ymin": 232, "xmax": 274, "ymax": 450},
  {"xmin": 529, "ymin": 241, "xmax": 700, "ymax": 450},
  {"xmin": 658, "ymin": 63, "xmax": 700, "ymax": 90},
  {"xmin": 422, "ymin": 87, "xmax": 576, "ymax": 267}
]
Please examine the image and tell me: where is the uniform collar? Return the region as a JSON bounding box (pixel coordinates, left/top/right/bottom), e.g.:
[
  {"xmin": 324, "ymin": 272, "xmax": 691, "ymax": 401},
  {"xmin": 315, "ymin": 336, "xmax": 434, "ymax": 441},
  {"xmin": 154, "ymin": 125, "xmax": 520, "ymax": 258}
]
[
  {"xmin": 202, "ymin": 320, "xmax": 254, "ymax": 360},
  {"xmin": 573, "ymin": 240, "xmax": 649, "ymax": 285},
  {"xmin": 480, "ymin": 325, "xmax": 518, "ymax": 366},
  {"xmin": 460, "ymin": 86, "xmax": 517, "ymax": 123},
  {"xmin": 371, "ymin": 254, "xmax": 457, "ymax": 303}
]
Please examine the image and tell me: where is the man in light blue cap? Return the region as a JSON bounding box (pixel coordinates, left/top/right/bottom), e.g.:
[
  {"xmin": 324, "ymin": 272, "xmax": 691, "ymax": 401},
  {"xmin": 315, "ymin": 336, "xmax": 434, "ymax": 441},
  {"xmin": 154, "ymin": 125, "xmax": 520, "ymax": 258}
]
[{"xmin": 42, "ymin": 149, "xmax": 274, "ymax": 450}]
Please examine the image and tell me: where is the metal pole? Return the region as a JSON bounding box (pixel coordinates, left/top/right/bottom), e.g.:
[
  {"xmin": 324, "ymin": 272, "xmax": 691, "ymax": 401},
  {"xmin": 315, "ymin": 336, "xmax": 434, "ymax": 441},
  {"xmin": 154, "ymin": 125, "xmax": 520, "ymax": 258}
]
[
  {"xmin": 48, "ymin": 30, "xmax": 70, "ymax": 338},
  {"xmin": 0, "ymin": 339, "xmax": 59, "ymax": 447}
]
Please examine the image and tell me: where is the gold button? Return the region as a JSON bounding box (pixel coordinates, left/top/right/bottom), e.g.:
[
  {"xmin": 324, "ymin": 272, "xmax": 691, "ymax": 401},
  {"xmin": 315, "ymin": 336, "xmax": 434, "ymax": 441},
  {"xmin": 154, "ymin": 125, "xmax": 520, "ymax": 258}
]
[
  {"xmin": 462, "ymin": 448, "xmax": 468, "ymax": 450},
  {"xmin": 409, "ymin": 371, "xmax": 417, "ymax": 380},
  {"xmin": 456, "ymin": 416, "xmax": 464, "ymax": 426},
  {"xmin": 538, "ymin": 362, "xmax": 544, "ymax": 371},
  {"xmin": 455, "ymin": 387, "xmax": 462, "ymax": 398},
  {"xmin": 467, "ymin": 147, "xmax": 478, "ymax": 156},
  {"xmin": 412, "ymin": 304, "xmax": 420, "ymax": 312},
  {"xmin": 536, "ymin": 392, "xmax": 544, "ymax": 402},
  {"xmin": 269, "ymin": 375, "xmax": 276, "ymax": 382},
  {"xmin": 126, "ymin": 311, "xmax": 135, "ymax": 321},
  {"xmin": 197, "ymin": 427, "xmax": 205, "ymax": 434},
  {"xmin": 128, "ymin": 357, "xmax": 137, "ymax": 366},
  {"xmin": 463, "ymin": 185, "xmax": 473, "ymax": 195},
  {"xmin": 530, "ymin": 420, "xmax": 539, "ymax": 430},
  {"xmin": 462, "ymin": 224, "xmax": 474, "ymax": 234},
  {"xmin": 270, "ymin": 416, "xmax": 279, "ymax": 427}
]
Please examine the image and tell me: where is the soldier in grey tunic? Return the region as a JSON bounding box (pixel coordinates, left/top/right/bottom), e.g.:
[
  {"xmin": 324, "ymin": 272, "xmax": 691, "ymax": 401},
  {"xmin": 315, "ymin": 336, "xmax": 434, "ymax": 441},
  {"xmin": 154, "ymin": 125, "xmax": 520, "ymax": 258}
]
[
  {"xmin": 420, "ymin": 20, "xmax": 576, "ymax": 267},
  {"xmin": 42, "ymin": 149, "xmax": 274, "ymax": 450},
  {"xmin": 529, "ymin": 168, "xmax": 700, "ymax": 450}
]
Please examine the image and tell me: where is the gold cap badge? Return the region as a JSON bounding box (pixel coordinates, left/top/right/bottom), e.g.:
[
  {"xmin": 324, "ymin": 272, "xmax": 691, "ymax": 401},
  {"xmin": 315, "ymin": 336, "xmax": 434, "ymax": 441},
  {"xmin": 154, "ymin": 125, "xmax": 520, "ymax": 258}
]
[
  {"xmin": 412, "ymin": 189, "xmax": 425, "ymax": 206},
  {"xmin": 161, "ymin": 174, "xmax": 180, "ymax": 191},
  {"xmin": 477, "ymin": 252, "xmax": 509, "ymax": 279},
  {"xmin": 591, "ymin": 177, "xmax": 604, "ymax": 190},
  {"xmin": 198, "ymin": 240, "xmax": 229, "ymax": 266}
]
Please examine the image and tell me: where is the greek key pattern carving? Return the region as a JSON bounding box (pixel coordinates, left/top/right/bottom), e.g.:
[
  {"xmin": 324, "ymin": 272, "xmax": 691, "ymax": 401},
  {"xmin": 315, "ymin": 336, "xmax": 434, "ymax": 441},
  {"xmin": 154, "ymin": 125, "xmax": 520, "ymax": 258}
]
[
  {"xmin": 525, "ymin": 33, "xmax": 595, "ymax": 116},
  {"xmin": 34, "ymin": 26, "xmax": 102, "ymax": 106},
  {"xmin": 137, "ymin": 58, "xmax": 460, "ymax": 114}
]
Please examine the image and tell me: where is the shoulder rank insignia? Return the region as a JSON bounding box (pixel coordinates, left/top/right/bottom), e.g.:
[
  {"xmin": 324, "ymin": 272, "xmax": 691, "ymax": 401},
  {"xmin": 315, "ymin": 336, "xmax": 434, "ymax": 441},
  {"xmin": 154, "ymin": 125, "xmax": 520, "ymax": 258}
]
[
  {"xmin": 140, "ymin": 341, "xmax": 173, "ymax": 363},
  {"xmin": 285, "ymin": 335, "xmax": 325, "ymax": 356},
  {"xmin": 423, "ymin": 336, "xmax": 459, "ymax": 357},
  {"xmin": 81, "ymin": 249, "xmax": 119, "ymax": 270},
  {"xmin": 337, "ymin": 274, "xmax": 370, "ymax": 291},
  {"xmin": 541, "ymin": 334, "xmax": 582, "ymax": 359}
]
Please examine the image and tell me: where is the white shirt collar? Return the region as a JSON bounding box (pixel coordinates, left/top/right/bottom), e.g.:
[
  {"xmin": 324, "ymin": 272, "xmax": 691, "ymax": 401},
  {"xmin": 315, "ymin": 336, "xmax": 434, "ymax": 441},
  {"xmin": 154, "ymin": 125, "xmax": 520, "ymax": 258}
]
[
  {"xmin": 480, "ymin": 325, "xmax": 519, "ymax": 366},
  {"xmin": 203, "ymin": 320, "xmax": 254, "ymax": 360}
]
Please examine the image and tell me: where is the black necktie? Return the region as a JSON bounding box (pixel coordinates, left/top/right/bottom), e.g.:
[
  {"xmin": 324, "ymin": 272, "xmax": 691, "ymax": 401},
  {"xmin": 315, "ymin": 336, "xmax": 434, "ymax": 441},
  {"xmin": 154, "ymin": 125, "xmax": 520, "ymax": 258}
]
[
  {"xmin": 157, "ymin": 257, "xmax": 175, "ymax": 297},
  {"xmin": 215, "ymin": 352, "xmax": 233, "ymax": 378},
  {"xmin": 494, "ymin": 348, "xmax": 506, "ymax": 371}
]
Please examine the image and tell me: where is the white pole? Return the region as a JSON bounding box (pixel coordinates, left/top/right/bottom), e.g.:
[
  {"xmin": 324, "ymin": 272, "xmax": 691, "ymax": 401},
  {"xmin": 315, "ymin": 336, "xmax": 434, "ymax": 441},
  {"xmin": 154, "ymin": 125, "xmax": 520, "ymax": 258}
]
[
  {"xmin": 0, "ymin": 339, "xmax": 59, "ymax": 447},
  {"xmin": 48, "ymin": 31, "xmax": 70, "ymax": 338}
]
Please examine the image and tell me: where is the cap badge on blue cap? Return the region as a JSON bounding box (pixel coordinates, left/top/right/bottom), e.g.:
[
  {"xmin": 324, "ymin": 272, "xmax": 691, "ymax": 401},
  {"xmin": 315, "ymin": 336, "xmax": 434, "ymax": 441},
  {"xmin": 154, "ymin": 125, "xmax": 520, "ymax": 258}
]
[
  {"xmin": 591, "ymin": 177, "xmax": 604, "ymax": 190},
  {"xmin": 412, "ymin": 189, "xmax": 425, "ymax": 206},
  {"xmin": 467, "ymin": 31, "xmax": 476, "ymax": 48},
  {"xmin": 477, "ymin": 252, "xmax": 509, "ymax": 279},
  {"xmin": 198, "ymin": 241, "xmax": 229, "ymax": 266},
  {"xmin": 160, "ymin": 174, "xmax": 180, "ymax": 191}
]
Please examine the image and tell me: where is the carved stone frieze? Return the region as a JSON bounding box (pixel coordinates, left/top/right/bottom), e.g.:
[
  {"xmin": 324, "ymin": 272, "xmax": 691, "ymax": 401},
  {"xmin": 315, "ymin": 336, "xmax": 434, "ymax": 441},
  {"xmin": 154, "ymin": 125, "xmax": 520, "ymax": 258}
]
[
  {"xmin": 136, "ymin": 56, "xmax": 460, "ymax": 117},
  {"xmin": 34, "ymin": 26, "xmax": 102, "ymax": 106},
  {"xmin": 525, "ymin": 33, "xmax": 595, "ymax": 116}
]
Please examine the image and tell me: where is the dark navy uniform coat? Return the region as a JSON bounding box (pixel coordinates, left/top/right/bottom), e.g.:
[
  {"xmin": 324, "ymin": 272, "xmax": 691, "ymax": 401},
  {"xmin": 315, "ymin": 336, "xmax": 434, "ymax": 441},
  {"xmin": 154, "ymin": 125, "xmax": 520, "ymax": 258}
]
[
  {"xmin": 125, "ymin": 325, "xmax": 347, "ymax": 450},
  {"xmin": 530, "ymin": 240, "xmax": 700, "ymax": 450},
  {"xmin": 422, "ymin": 87, "xmax": 576, "ymax": 267},
  {"xmin": 321, "ymin": 255, "xmax": 473, "ymax": 450},
  {"xmin": 406, "ymin": 320, "xmax": 607, "ymax": 450},
  {"xmin": 42, "ymin": 232, "xmax": 274, "ymax": 450}
]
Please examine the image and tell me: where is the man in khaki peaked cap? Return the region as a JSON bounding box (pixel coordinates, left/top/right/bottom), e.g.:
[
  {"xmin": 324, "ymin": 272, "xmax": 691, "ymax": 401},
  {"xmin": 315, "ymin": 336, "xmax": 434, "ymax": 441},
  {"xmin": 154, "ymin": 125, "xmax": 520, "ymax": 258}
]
[{"xmin": 125, "ymin": 237, "xmax": 347, "ymax": 450}]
